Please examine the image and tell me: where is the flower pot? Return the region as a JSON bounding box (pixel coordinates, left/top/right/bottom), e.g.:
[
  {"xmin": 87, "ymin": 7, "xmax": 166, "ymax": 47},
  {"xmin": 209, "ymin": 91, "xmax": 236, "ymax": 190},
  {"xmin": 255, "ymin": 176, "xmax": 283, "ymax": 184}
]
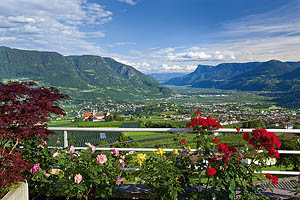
[{"xmin": 1, "ymin": 182, "xmax": 29, "ymax": 200}]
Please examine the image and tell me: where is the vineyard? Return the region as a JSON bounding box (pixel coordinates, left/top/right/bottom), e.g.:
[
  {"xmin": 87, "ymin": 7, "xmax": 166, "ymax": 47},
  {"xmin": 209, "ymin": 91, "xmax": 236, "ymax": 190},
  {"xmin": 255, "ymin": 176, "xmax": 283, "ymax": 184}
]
[{"xmin": 48, "ymin": 131, "xmax": 122, "ymax": 147}]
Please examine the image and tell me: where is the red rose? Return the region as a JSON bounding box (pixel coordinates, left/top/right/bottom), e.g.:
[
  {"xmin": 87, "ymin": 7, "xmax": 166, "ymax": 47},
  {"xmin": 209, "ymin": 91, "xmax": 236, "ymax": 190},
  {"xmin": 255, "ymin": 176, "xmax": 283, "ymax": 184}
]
[
  {"xmin": 195, "ymin": 111, "xmax": 201, "ymax": 115},
  {"xmin": 206, "ymin": 167, "xmax": 217, "ymax": 177},
  {"xmin": 180, "ymin": 139, "xmax": 186, "ymax": 144},
  {"xmin": 212, "ymin": 138, "xmax": 220, "ymax": 143},
  {"xmin": 266, "ymin": 173, "xmax": 272, "ymax": 179},
  {"xmin": 271, "ymin": 176, "xmax": 278, "ymax": 184},
  {"xmin": 236, "ymin": 127, "xmax": 241, "ymax": 132},
  {"xmin": 243, "ymin": 132, "xmax": 250, "ymax": 141},
  {"xmin": 218, "ymin": 143, "xmax": 228, "ymax": 152}
]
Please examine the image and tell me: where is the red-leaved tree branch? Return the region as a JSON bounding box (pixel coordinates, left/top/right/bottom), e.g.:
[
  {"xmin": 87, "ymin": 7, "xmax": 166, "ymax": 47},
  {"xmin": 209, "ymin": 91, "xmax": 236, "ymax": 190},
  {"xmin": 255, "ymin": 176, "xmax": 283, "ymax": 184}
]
[{"xmin": 0, "ymin": 81, "xmax": 68, "ymax": 188}]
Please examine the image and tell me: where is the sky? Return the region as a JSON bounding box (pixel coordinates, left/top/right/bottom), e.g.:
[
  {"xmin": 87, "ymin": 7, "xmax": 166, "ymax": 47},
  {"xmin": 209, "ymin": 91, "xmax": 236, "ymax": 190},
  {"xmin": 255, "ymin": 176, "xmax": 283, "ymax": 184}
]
[{"xmin": 1, "ymin": 0, "xmax": 300, "ymax": 73}]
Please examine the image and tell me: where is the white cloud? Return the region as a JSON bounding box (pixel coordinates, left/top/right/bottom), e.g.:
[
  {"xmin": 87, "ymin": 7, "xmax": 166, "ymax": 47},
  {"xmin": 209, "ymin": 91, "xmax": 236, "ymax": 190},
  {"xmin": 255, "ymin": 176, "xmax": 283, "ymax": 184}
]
[
  {"xmin": 167, "ymin": 51, "xmax": 212, "ymax": 61},
  {"xmin": 162, "ymin": 64, "xmax": 183, "ymax": 70},
  {"xmin": 115, "ymin": 58, "xmax": 150, "ymax": 71},
  {"xmin": 119, "ymin": 0, "xmax": 136, "ymax": 6},
  {"xmin": 0, "ymin": 0, "xmax": 112, "ymax": 55},
  {"xmin": 156, "ymin": 47, "xmax": 176, "ymax": 54},
  {"xmin": 186, "ymin": 65, "xmax": 197, "ymax": 71},
  {"xmin": 214, "ymin": 0, "xmax": 300, "ymax": 62}
]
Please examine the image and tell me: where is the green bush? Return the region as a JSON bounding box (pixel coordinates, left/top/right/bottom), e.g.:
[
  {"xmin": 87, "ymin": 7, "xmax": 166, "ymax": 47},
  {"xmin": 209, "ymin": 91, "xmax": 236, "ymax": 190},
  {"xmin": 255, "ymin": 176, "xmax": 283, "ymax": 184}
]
[{"xmin": 277, "ymin": 135, "xmax": 300, "ymax": 170}]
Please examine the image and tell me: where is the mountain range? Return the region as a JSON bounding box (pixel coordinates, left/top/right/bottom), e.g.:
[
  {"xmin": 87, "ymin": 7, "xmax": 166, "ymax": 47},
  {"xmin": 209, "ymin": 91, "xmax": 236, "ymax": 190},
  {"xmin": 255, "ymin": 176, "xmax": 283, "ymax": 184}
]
[
  {"xmin": 164, "ymin": 60, "xmax": 300, "ymax": 92},
  {"xmin": 0, "ymin": 46, "xmax": 173, "ymax": 102},
  {"xmin": 164, "ymin": 60, "xmax": 300, "ymax": 107},
  {"xmin": 148, "ymin": 72, "xmax": 187, "ymax": 83}
]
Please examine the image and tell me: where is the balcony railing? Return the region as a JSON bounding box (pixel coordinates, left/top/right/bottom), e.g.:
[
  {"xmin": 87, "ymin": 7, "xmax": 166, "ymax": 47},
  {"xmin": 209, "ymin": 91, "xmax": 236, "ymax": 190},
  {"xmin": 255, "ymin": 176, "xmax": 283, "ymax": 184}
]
[{"xmin": 48, "ymin": 127, "xmax": 300, "ymax": 176}]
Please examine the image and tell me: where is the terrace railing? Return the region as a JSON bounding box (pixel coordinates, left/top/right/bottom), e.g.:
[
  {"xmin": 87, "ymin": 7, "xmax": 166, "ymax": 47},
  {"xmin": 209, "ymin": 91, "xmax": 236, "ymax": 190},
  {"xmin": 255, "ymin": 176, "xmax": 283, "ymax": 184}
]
[{"xmin": 48, "ymin": 127, "xmax": 300, "ymax": 176}]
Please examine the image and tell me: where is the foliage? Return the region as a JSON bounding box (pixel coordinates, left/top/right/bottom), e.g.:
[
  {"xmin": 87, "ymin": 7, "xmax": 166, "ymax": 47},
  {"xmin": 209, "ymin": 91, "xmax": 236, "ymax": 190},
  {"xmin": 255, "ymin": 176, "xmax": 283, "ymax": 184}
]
[
  {"xmin": 22, "ymin": 143, "xmax": 125, "ymax": 199},
  {"xmin": 277, "ymin": 135, "xmax": 300, "ymax": 170},
  {"xmin": 0, "ymin": 82, "xmax": 67, "ymax": 197},
  {"xmin": 137, "ymin": 151, "xmax": 186, "ymax": 200}
]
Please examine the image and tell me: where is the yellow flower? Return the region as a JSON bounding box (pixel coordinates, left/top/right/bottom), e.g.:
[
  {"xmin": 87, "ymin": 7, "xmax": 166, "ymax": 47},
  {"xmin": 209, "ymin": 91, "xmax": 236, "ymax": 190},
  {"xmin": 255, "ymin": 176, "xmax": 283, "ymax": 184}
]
[
  {"xmin": 155, "ymin": 148, "xmax": 165, "ymax": 155},
  {"xmin": 137, "ymin": 153, "xmax": 146, "ymax": 166},
  {"xmin": 187, "ymin": 146, "xmax": 191, "ymax": 151},
  {"xmin": 173, "ymin": 149, "xmax": 179, "ymax": 155}
]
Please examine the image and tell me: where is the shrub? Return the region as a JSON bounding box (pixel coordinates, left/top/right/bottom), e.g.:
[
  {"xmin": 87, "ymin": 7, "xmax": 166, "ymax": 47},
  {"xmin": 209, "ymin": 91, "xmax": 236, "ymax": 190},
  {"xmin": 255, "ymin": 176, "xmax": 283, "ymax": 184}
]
[
  {"xmin": 277, "ymin": 135, "xmax": 300, "ymax": 170},
  {"xmin": 0, "ymin": 82, "xmax": 67, "ymax": 197}
]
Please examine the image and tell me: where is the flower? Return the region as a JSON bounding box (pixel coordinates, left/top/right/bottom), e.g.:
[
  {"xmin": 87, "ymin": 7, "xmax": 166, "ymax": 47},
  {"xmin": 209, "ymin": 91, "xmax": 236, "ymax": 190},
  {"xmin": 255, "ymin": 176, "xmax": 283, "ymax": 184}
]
[
  {"xmin": 74, "ymin": 174, "xmax": 83, "ymax": 184},
  {"xmin": 206, "ymin": 167, "xmax": 217, "ymax": 177},
  {"xmin": 271, "ymin": 176, "xmax": 278, "ymax": 185},
  {"xmin": 218, "ymin": 143, "xmax": 228, "ymax": 152},
  {"xmin": 53, "ymin": 151, "xmax": 59, "ymax": 158},
  {"xmin": 56, "ymin": 137, "xmax": 61, "ymax": 144},
  {"xmin": 68, "ymin": 145, "xmax": 75, "ymax": 154},
  {"xmin": 29, "ymin": 163, "xmax": 40, "ymax": 174},
  {"xmin": 85, "ymin": 142, "xmax": 96, "ymax": 153},
  {"xmin": 116, "ymin": 175, "xmax": 123, "ymax": 185},
  {"xmin": 212, "ymin": 138, "xmax": 220, "ymax": 143},
  {"xmin": 236, "ymin": 127, "xmax": 241, "ymax": 132},
  {"xmin": 41, "ymin": 140, "xmax": 48, "ymax": 146},
  {"xmin": 119, "ymin": 159, "xmax": 126, "ymax": 168},
  {"xmin": 180, "ymin": 139, "xmax": 186, "ymax": 144},
  {"xmin": 156, "ymin": 148, "xmax": 165, "ymax": 155},
  {"xmin": 298, "ymin": 173, "xmax": 300, "ymax": 179},
  {"xmin": 186, "ymin": 146, "xmax": 191, "ymax": 151},
  {"xmin": 243, "ymin": 129, "xmax": 281, "ymax": 158},
  {"xmin": 97, "ymin": 154, "xmax": 108, "ymax": 164},
  {"xmin": 111, "ymin": 148, "xmax": 119, "ymax": 156},
  {"xmin": 243, "ymin": 132, "xmax": 250, "ymax": 141},
  {"xmin": 195, "ymin": 111, "xmax": 201, "ymax": 116},
  {"xmin": 173, "ymin": 149, "xmax": 179, "ymax": 155},
  {"xmin": 266, "ymin": 173, "xmax": 272, "ymax": 179},
  {"xmin": 137, "ymin": 153, "xmax": 146, "ymax": 166}
]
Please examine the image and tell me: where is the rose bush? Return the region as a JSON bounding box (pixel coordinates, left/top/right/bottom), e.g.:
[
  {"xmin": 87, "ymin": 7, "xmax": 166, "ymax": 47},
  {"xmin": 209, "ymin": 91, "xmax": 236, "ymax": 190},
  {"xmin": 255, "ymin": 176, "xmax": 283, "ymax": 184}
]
[{"xmin": 23, "ymin": 143, "xmax": 126, "ymax": 199}]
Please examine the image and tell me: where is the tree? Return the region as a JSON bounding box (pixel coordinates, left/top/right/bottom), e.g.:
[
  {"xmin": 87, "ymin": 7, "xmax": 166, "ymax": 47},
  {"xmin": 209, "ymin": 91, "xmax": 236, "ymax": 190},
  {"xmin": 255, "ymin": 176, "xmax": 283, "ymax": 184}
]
[{"xmin": 0, "ymin": 82, "xmax": 68, "ymax": 191}]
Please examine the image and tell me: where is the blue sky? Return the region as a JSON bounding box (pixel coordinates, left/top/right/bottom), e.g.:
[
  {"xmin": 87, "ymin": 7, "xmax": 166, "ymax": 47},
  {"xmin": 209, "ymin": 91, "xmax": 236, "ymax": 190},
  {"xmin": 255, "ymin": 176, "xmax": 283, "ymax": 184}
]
[{"xmin": 1, "ymin": 0, "xmax": 300, "ymax": 73}]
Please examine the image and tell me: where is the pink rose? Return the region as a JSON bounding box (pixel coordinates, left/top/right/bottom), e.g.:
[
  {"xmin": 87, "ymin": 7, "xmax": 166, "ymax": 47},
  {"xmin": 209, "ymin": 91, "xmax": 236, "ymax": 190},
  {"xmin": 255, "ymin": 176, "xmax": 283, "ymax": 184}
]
[
  {"xmin": 29, "ymin": 163, "xmax": 40, "ymax": 174},
  {"xmin": 97, "ymin": 154, "xmax": 108, "ymax": 164},
  {"xmin": 68, "ymin": 145, "xmax": 75, "ymax": 154},
  {"xmin": 41, "ymin": 140, "xmax": 48, "ymax": 146},
  {"xmin": 111, "ymin": 148, "xmax": 119, "ymax": 156},
  {"xmin": 119, "ymin": 159, "xmax": 126, "ymax": 168},
  {"xmin": 120, "ymin": 155, "xmax": 125, "ymax": 160},
  {"xmin": 74, "ymin": 174, "xmax": 83, "ymax": 184},
  {"xmin": 85, "ymin": 142, "xmax": 96, "ymax": 153},
  {"xmin": 53, "ymin": 151, "xmax": 59, "ymax": 158},
  {"xmin": 116, "ymin": 175, "xmax": 122, "ymax": 185}
]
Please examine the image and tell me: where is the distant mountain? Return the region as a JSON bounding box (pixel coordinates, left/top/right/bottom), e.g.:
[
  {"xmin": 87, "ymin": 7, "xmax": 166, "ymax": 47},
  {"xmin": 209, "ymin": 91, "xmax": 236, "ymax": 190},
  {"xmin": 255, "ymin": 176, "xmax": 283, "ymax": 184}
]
[
  {"xmin": 0, "ymin": 46, "xmax": 173, "ymax": 102},
  {"xmin": 164, "ymin": 60, "xmax": 299, "ymax": 90},
  {"xmin": 148, "ymin": 72, "xmax": 187, "ymax": 83},
  {"xmin": 164, "ymin": 60, "xmax": 300, "ymax": 107}
]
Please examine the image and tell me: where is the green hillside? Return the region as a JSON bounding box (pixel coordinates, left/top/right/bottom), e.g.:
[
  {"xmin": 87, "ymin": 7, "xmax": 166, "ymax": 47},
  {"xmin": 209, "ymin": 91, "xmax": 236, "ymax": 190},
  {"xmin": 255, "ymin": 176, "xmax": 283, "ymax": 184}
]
[{"xmin": 0, "ymin": 46, "xmax": 173, "ymax": 102}]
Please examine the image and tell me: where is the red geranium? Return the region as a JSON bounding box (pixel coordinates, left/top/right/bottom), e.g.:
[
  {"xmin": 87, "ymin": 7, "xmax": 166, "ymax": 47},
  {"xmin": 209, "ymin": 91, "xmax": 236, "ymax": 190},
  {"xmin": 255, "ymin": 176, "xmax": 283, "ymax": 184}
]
[
  {"xmin": 180, "ymin": 139, "xmax": 186, "ymax": 144},
  {"xmin": 206, "ymin": 167, "xmax": 217, "ymax": 177}
]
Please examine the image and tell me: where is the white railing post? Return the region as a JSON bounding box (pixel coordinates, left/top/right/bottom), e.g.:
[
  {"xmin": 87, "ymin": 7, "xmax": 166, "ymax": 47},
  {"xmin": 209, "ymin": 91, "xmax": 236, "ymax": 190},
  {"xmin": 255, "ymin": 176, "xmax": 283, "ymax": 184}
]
[{"xmin": 63, "ymin": 130, "xmax": 68, "ymax": 148}]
